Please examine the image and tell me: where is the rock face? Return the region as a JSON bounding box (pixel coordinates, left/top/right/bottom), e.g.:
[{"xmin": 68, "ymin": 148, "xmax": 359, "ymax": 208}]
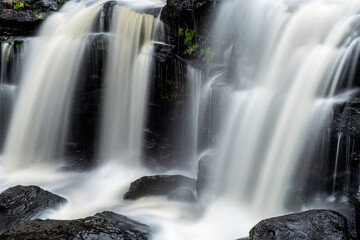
[
  {"xmin": 249, "ymin": 210, "xmax": 349, "ymax": 240},
  {"xmin": 161, "ymin": 0, "xmax": 214, "ymax": 33},
  {"xmin": 356, "ymin": 192, "xmax": 360, "ymax": 239},
  {"xmin": 0, "ymin": 0, "xmax": 62, "ymax": 36},
  {"xmin": 124, "ymin": 175, "xmax": 196, "ymax": 200},
  {"xmin": 0, "ymin": 211, "xmax": 150, "ymax": 240},
  {"xmin": 0, "ymin": 185, "xmax": 67, "ymax": 232}
]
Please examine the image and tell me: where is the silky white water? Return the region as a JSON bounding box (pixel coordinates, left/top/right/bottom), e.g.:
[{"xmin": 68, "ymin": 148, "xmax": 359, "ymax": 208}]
[
  {"xmin": 99, "ymin": 6, "xmax": 154, "ymax": 166},
  {"xmin": 0, "ymin": 0, "xmax": 360, "ymax": 239},
  {"xmin": 209, "ymin": 0, "xmax": 360, "ymax": 218}
]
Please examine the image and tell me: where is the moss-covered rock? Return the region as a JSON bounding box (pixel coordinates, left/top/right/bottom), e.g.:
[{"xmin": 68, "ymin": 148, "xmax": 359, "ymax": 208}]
[{"xmin": 0, "ymin": 0, "xmax": 61, "ymax": 36}]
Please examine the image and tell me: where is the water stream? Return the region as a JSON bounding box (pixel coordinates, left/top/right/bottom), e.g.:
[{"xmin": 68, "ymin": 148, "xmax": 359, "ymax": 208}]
[{"xmin": 0, "ymin": 0, "xmax": 360, "ymax": 239}]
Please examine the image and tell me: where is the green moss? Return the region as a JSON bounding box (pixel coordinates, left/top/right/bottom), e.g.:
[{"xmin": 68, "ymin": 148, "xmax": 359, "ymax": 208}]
[{"xmin": 10, "ymin": 2, "xmax": 25, "ymax": 10}]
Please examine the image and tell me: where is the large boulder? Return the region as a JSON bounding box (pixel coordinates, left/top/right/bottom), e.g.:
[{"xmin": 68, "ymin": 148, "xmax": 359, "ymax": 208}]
[
  {"xmin": 249, "ymin": 210, "xmax": 349, "ymax": 240},
  {"xmin": 0, "ymin": 0, "xmax": 62, "ymax": 36},
  {"xmin": 0, "ymin": 185, "xmax": 67, "ymax": 232},
  {"xmin": 0, "ymin": 211, "xmax": 151, "ymax": 239},
  {"xmin": 124, "ymin": 175, "xmax": 196, "ymax": 200}
]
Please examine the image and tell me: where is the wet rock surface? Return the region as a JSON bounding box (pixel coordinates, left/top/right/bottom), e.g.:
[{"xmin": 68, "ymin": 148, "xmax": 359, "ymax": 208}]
[
  {"xmin": 250, "ymin": 209, "xmax": 349, "ymax": 240},
  {"xmin": 0, "ymin": 0, "xmax": 62, "ymax": 36},
  {"xmin": 0, "ymin": 185, "xmax": 67, "ymax": 232},
  {"xmin": 124, "ymin": 175, "xmax": 196, "ymax": 200},
  {"xmin": 0, "ymin": 211, "xmax": 150, "ymax": 240},
  {"xmin": 356, "ymin": 192, "xmax": 360, "ymax": 239}
]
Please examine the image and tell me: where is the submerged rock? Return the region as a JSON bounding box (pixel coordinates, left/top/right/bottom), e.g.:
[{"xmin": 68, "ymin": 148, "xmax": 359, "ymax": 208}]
[
  {"xmin": 124, "ymin": 175, "xmax": 196, "ymax": 200},
  {"xmin": 168, "ymin": 187, "xmax": 196, "ymax": 202},
  {"xmin": 0, "ymin": 0, "xmax": 61, "ymax": 36},
  {"xmin": 0, "ymin": 185, "xmax": 67, "ymax": 232},
  {"xmin": 196, "ymin": 154, "xmax": 213, "ymax": 201},
  {"xmin": 0, "ymin": 211, "xmax": 150, "ymax": 240},
  {"xmin": 249, "ymin": 209, "xmax": 349, "ymax": 240}
]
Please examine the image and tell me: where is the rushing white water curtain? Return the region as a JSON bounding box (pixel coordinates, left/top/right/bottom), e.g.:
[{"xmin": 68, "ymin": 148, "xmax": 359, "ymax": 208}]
[
  {"xmin": 209, "ymin": 0, "xmax": 360, "ymax": 216},
  {"xmin": 3, "ymin": 2, "xmax": 102, "ymax": 169},
  {"xmin": 99, "ymin": 6, "xmax": 154, "ymax": 166}
]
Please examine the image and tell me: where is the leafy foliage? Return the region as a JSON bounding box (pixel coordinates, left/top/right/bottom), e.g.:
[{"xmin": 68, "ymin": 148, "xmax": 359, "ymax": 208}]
[
  {"xmin": 10, "ymin": 2, "xmax": 25, "ymax": 10},
  {"xmin": 179, "ymin": 27, "xmax": 216, "ymax": 63}
]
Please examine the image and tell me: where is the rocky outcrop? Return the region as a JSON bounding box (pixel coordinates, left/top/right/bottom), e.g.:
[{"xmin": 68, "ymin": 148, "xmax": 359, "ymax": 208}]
[
  {"xmin": 161, "ymin": 0, "xmax": 215, "ymax": 34},
  {"xmin": 0, "ymin": 0, "xmax": 63, "ymax": 36},
  {"xmin": 0, "ymin": 211, "xmax": 150, "ymax": 240},
  {"xmin": 356, "ymin": 192, "xmax": 360, "ymax": 239},
  {"xmin": 249, "ymin": 210, "xmax": 349, "ymax": 240},
  {"xmin": 124, "ymin": 175, "xmax": 196, "ymax": 200},
  {"xmin": 0, "ymin": 185, "xmax": 67, "ymax": 232}
]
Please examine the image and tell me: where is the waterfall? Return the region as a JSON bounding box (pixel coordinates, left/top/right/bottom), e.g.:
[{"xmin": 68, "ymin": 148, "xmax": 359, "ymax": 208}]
[
  {"xmin": 2, "ymin": 2, "xmax": 102, "ymax": 170},
  {"xmin": 0, "ymin": 39, "xmax": 29, "ymax": 152},
  {"xmin": 99, "ymin": 6, "xmax": 154, "ymax": 166},
  {"xmin": 2, "ymin": 1, "xmax": 157, "ymax": 170},
  {"xmin": 208, "ymin": 0, "xmax": 360, "ymax": 217}
]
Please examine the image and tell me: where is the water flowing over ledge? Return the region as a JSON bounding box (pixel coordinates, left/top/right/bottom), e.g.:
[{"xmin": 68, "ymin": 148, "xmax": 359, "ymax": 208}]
[{"xmin": 0, "ymin": 0, "xmax": 360, "ymax": 239}]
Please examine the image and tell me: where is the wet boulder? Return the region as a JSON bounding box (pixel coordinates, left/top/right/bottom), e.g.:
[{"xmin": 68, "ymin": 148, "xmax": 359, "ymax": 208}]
[
  {"xmin": 0, "ymin": 0, "xmax": 61, "ymax": 36},
  {"xmin": 124, "ymin": 175, "xmax": 196, "ymax": 200},
  {"xmin": 0, "ymin": 211, "xmax": 150, "ymax": 240},
  {"xmin": 249, "ymin": 209, "xmax": 349, "ymax": 240},
  {"xmin": 0, "ymin": 185, "xmax": 67, "ymax": 232}
]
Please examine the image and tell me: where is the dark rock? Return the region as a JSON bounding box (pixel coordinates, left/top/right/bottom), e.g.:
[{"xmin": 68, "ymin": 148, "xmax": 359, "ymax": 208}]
[
  {"xmin": 0, "ymin": 0, "xmax": 61, "ymax": 36},
  {"xmin": 0, "ymin": 211, "xmax": 150, "ymax": 240},
  {"xmin": 236, "ymin": 238, "xmax": 250, "ymax": 240},
  {"xmin": 0, "ymin": 185, "xmax": 67, "ymax": 232},
  {"xmin": 64, "ymin": 34, "xmax": 109, "ymax": 168},
  {"xmin": 124, "ymin": 175, "xmax": 196, "ymax": 200},
  {"xmin": 160, "ymin": 0, "xmax": 215, "ymax": 37},
  {"xmin": 356, "ymin": 192, "xmax": 360, "ymax": 239},
  {"xmin": 154, "ymin": 42, "xmax": 175, "ymax": 63},
  {"xmin": 168, "ymin": 187, "xmax": 196, "ymax": 202},
  {"xmin": 250, "ymin": 209, "xmax": 349, "ymax": 240}
]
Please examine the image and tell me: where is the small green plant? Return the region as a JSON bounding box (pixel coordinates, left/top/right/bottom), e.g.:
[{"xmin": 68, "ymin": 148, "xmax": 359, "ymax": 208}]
[
  {"xmin": 57, "ymin": 0, "xmax": 68, "ymax": 4},
  {"xmin": 179, "ymin": 27, "xmax": 216, "ymax": 63},
  {"xmin": 184, "ymin": 43, "xmax": 199, "ymax": 56},
  {"xmin": 11, "ymin": 2, "xmax": 25, "ymax": 10},
  {"xmin": 200, "ymin": 47, "xmax": 216, "ymax": 63}
]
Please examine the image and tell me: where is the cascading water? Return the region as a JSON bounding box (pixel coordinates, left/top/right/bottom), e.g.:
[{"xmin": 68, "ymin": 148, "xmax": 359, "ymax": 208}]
[
  {"xmin": 3, "ymin": 2, "xmax": 103, "ymax": 169},
  {"xmin": 208, "ymin": 0, "xmax": 360, "ymax": 217},
  {"xmin": 1, "ymin": 0, "xmax": 360, "ymax": 239},
  {"xmin": 99, "ymin": 6, "xmax": 154, "ymax": 166}
]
